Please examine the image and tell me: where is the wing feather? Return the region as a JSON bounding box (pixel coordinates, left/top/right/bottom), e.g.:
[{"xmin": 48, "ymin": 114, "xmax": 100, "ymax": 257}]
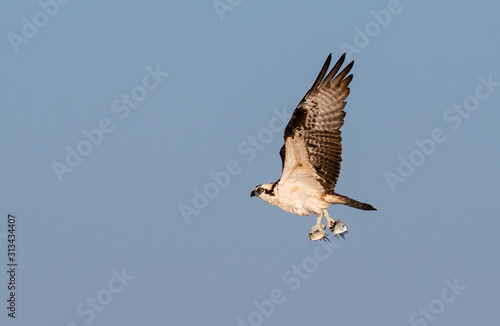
[{"xmin": 278, "ymin": 53, "xmax": 354, "ymax": 191}]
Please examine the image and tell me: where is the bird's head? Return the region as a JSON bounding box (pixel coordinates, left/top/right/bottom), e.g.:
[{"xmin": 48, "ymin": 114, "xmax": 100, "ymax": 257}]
[
  {"xmin": 250, "ymin": 183, "xmax": 275, "ymax": 202},
  {"xmin": 332, "ymin": 219, "xmax": 348, "ymax": 239}
]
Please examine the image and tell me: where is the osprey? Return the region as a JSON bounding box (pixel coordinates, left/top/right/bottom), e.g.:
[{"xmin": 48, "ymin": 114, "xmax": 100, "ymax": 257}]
[{"xmin": 251, "ymin": 53, "xmax": 376, "ymax": 241}]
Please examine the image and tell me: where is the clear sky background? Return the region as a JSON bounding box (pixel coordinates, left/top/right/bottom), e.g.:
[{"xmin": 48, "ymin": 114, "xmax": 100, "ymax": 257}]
[{"xmin": 1, "ymin": 1, "xmax": 499, "ymax": 325}]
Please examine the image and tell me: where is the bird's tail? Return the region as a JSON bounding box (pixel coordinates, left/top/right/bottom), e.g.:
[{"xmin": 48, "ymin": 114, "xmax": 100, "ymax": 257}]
[{"xmin": 328, "ymin": 193, "xmax": 376, "ymax": 211}]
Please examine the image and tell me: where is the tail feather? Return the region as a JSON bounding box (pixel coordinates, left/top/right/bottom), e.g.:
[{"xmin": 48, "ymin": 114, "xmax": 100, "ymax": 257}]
[{"xmin": 330, "ymin": 193, "xmax": 376, "ymax": 211}]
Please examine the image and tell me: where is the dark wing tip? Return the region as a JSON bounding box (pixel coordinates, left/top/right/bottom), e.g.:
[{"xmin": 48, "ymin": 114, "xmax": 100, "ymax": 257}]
[
  {"xmin": 340, "ymin": 52, "xmax": 354, "ymax": 65},
  {"xmin": 309, "ymin": 54, "xmax": 333, "ymax": 91},
  {"xmin": 301, "ymin": 53, "xmax": 350, "ymax": 102}
]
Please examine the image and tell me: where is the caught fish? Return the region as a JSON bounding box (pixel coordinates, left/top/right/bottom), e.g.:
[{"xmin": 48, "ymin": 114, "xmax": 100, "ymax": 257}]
[
  {"xmin": 309, "ymin": 224, "xmax": 327, "ymax": 241},
  {"xmin": 331, "ymin": 219, "xmax": 348, "ymax": 239}
]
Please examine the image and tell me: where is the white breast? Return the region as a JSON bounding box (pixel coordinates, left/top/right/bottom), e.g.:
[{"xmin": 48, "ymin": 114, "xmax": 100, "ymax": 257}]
[{"xmin": 267, "ymin": 179, "xmax": 329, "ymax": 216}]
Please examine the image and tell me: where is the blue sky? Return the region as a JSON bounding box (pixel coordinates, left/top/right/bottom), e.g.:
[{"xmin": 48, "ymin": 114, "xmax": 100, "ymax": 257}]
[{"xmin": 1, "ymin": 1, "xmax": 499, "ymax": 325}]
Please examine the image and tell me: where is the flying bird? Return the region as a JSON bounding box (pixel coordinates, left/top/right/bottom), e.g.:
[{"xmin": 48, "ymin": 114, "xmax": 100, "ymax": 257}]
[{"xmin": 251, "ymin": 53, "xmax": 376, "ymax": 241}]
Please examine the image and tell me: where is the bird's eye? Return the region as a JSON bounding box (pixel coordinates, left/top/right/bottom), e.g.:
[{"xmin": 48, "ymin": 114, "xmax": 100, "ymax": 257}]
[{"xmin": 259, "ymin": 188, "xmax": 264, "ymax": 193}]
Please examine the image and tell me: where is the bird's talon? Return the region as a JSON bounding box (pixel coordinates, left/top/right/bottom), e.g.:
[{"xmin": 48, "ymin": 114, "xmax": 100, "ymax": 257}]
[{"xmin": 328, "ymin": 221, "xmax": 335, "ymax": 232}]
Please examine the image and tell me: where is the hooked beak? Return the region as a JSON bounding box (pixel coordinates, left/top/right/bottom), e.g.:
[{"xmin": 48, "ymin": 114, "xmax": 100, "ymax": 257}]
[{"xmin": 250, "ymin": 190, "xmax": 256, "ymax": 198}]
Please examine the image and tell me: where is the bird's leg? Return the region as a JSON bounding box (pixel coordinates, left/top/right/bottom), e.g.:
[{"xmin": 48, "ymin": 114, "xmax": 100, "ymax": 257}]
[
  {"xmin": 315, "ymin": 212, "xmax": 323, "ymax": 228},
  {"xmin": 309, "ymin": 212, "xmax": 327, "ymax": 241},
  {"xmin": 323, "ymin": 209, "xmax": 336, "ymax": 232}
]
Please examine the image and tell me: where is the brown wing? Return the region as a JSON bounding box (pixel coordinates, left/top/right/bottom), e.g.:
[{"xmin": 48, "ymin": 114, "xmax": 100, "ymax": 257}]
[{"xmin": 279, "ymin": 53, "xmax": 353, "ymax": 192}]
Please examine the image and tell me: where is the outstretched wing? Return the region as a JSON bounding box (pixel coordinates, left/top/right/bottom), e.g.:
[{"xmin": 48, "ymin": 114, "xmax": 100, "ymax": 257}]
[{"xmin": 278, "ymin": 53, "xmax": 353, "ymax": 192}]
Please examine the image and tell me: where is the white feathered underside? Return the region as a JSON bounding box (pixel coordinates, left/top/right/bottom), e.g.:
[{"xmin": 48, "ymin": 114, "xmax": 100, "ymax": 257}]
[{"xmin": 269, "ymin": 137, "xmax": 330, "ymax": 216}]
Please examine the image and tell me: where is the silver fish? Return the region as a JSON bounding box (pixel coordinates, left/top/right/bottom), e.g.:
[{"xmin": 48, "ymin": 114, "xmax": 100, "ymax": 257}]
[
  {"xmin": 309, "ymin": 224, "xmax": 327, "ymax": 241},
  {"xmin": 331, "ymin": 219, "xmax": 348, "ymax": 239}
]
